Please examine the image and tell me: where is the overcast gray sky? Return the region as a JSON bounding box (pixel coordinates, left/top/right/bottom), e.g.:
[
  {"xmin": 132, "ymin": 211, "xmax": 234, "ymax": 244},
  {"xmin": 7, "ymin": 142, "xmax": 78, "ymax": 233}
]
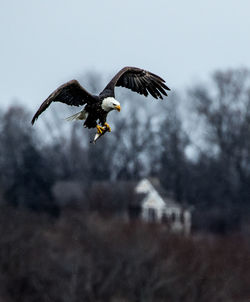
[{"xmin": 1, "ymin": 0, "xmax": 250, "ymax": 110}]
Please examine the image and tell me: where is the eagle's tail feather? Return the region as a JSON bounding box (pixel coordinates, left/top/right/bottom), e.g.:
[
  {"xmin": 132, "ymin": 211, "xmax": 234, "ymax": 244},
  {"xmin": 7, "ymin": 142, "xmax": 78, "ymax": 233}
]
[{"xmin": 65, "ymin": 110, "xmax": 88, "ymax": 121}]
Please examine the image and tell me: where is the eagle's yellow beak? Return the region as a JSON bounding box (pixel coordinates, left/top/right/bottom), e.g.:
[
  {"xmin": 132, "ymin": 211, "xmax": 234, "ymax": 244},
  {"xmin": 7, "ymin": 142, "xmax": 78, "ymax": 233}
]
[{"xmin": 115, "ymin": 105, "xmax": 121, "ymax": 112}]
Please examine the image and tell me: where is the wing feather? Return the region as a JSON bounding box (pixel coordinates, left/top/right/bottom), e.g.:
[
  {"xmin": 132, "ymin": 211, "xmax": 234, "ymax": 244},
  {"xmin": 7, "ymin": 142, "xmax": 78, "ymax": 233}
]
[
  {"xmin": 147, "ymin": 84, "xmax": 158, "ymax": 99},
  {"xmin": 151, "ymin": 79, "xmax": 167, "ymax": 97},
  {"xmin": 102, "ymin": 66, "xmax": 170, "ymax": 99},
  {"xmin": 31, "ymin": 80, "xmax": 95, "ymax": 125}
]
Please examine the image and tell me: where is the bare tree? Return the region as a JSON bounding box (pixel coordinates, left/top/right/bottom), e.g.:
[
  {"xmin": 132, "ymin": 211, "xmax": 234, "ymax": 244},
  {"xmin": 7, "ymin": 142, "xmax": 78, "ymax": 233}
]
[
  {"xmin": 155, "ymin": 97, "xmax": 189, "ymax": 202},
  {"xmin": 189, "ymin": 68, "xmax": 250, "ymax": 229},
  {"xmin": 0, "ymin": 106, "xmax": 57, "ymax": 213}
]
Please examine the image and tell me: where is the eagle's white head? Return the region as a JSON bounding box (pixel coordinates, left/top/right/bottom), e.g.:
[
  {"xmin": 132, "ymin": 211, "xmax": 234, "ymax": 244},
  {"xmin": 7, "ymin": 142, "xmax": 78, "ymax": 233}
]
[{"xmin": 101, "ymin": 97, "xmax": 121, "ymax": 112}]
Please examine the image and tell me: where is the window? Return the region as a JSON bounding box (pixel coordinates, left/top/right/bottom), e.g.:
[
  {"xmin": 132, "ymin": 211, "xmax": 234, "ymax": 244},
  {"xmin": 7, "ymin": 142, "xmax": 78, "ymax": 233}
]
[
  {"xmin": 171, "ymin": 212, "xmax": 176, "ymax": 222},
  {"xmin": 148, "ymin": 208, "xmax": 156, "ymax": 222}
]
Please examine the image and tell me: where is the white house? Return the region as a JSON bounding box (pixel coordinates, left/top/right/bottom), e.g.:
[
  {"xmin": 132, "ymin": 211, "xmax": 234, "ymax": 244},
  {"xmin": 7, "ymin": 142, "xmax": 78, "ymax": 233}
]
[
  {"xmin": 135, "ymin": 178, "xmax": 192, "ymax": 235},
  {"xmin": 51, "ymin": 178, "xmax": 192, "ymax": 235}
]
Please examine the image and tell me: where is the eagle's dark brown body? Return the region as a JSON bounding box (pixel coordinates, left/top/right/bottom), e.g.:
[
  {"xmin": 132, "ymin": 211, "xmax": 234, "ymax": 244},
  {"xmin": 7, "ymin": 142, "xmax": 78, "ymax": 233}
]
[
  {"xmin": 31, "ymin": 66, "xmax": 170, "ymax": 131},
  {"xmin": 84, "ymin": 101, "xmax": 108, "ymax": 128}
]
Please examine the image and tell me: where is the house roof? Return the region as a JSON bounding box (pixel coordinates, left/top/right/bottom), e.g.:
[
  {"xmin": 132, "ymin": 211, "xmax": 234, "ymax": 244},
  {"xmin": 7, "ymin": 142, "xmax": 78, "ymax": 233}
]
[{"xmin": 136, "ymin": 178, "xmax": 181, "ymax": 208}]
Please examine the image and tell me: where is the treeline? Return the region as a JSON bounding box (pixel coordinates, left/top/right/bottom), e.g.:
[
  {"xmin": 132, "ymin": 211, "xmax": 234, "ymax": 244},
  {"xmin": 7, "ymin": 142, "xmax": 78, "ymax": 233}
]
[
  {"xmin": 0, "ymin": 206, "xmax": 249, "ymax": 302},
  {"xmin": 0, "ymin": 68, "xmax": 250, "ymax": 233}
]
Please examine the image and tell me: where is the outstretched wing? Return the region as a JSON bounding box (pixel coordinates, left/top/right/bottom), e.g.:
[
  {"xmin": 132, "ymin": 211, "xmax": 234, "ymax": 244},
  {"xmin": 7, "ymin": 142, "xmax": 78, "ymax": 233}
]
[
  {"xmin": 102, "ymin": 66, "xmax": 170, "ymax": 99},
  {"xmin": 31, "ymin": 80, "xmax": 95, "ymax": 125}
]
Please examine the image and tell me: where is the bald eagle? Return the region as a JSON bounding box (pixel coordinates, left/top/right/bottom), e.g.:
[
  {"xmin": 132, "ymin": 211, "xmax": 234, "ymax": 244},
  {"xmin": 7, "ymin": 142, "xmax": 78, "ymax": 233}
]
[{"xmin": 31, "ymin": 66, "xmax": 170, "ymax": 135}]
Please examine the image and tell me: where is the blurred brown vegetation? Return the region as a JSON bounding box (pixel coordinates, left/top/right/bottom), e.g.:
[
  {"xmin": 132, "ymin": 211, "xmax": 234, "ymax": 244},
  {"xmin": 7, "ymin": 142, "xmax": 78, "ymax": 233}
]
[{"xmin": 0, "ymin": 206, "xmax": 249, "ymax": 302}]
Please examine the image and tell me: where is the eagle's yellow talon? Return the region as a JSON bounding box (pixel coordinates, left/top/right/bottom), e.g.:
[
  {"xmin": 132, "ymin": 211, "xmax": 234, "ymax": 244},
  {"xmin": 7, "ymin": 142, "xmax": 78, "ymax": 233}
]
[
  {"xmin": 96, "ymin": 125, "xmax": 104, "ymax": 134},
  {"xmin": 104, "ymin": 122, "xmax": 111, "ymax": 132}
]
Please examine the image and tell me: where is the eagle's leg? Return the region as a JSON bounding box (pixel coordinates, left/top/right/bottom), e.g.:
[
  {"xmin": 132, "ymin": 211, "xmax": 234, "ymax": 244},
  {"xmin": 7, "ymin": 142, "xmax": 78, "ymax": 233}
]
[
  {"xmin": 104, "ymin": 122, "xmax": 111, "ymax": 132},
  {"xmin": 96, "ymin": 124, "xmax": 105, "ymax": 134}
]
